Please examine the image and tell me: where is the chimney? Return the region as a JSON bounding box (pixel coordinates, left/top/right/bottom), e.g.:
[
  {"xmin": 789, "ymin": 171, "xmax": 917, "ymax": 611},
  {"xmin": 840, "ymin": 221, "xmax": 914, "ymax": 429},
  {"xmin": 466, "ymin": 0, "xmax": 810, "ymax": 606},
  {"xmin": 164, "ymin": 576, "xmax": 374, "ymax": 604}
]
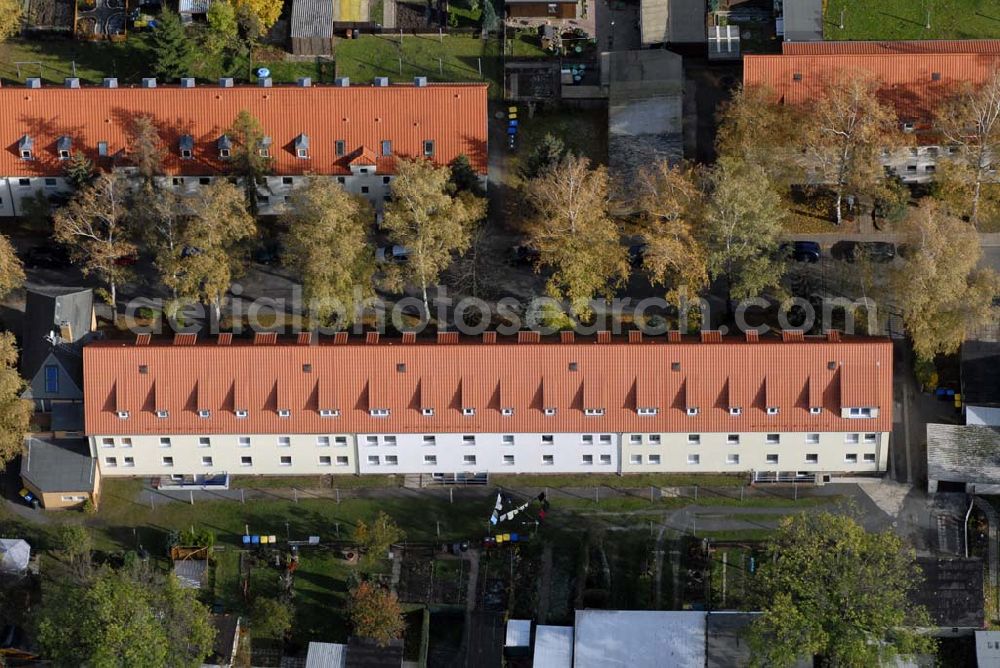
[
  {"xmin": 414, "ymin": 76, "xmax": 428, "ymax": 87},
  {"xmin": 297, "ymin": 331, "xmax": 313, "ymax": 345},
  {"xmin": 174, "ymin": 333, "xmax": 197, "ymax": 345},
  {"xmin": 25, "ymin": 78, "xmax": 41, "ymax": 89},
  {"xmin": 667, "ymin": 331, "xmax": 681, "ymax": 343},
  {"xmin": 560, "ymin": 331, "xmax": 575, "ymax": 344},
  {"xmin": 700, "ymin": 330, "xmax": 723, "ymax": 343},
  {"xmin": 437, "ymin": 332, "xmax": 459, "ymax": 344},
  {"xmin": 135, "ymin": 333, "xmax": 151, "ymax": 346},
  {"xmin": 482, "ymin": 331, "xmax": 497, "ymax": 344},
  {"xmin": 298, "ymin": 77, "xmax": 313, "ymax": 87},
  {"xmin": 827, "ymin": 330, "xmax": 842, "ymax": 343},
  {"xmin": 258, "ymin": 77, "xmax": 272, "ymax": 88},
  {"xmin": 141, "ymin": 77, "xmax": 157, "ymax": 88},
  {"xmin": 217, "ymin": 333, "xmax": 233, "ymax": 345},
  {"xmin": 517, "ymin": 331, "xmax": 540, "ymax": 343},
  {"xmin": 781, "ymin": 330, "xmax": 805, "ymax": 343},
  {"xmin": 596, "ymin": 330, "xmax": 611, "ymax": 344},
  {"xmin": 253, "ymin": 331, "xmax": 278, "ymax": 345},
  {"xmin": 628, "ymin": 330, "xmax": 643, "ymax": 344},
  {"xmin": 333, "ymin": 332, "xmax": 348, "ymax": 345},
  {"xmin": 334, "ymin": 77, "xmax": 349, "ymax": 87},
  {"xmin": 219, "ymin": 77, "xmax": 234, "ymax": 88},
  {"xmin": 374, "ymin": 77, "xmax": 389, "ymax": 87},
  {"xmin": 102, "ymin": 77, "xmax": 118, "ymax": 88},
  {"xmin": 401, "ymin": 332, "xmax": 416, "ymax": 344},
  {"xmin": 365, "ymin": 332, "xmax": 380, "ymax": 345},
  {"xmin": 180, "ymin": 77, "xmax": 195, "ymax": 88},
  {"xmin": 745, "ymin": 330, "xmax": 760, "ymax": 343},
  {"xmin": 64, "ymin": 77, "xmax": 80, "ymax": 89}
]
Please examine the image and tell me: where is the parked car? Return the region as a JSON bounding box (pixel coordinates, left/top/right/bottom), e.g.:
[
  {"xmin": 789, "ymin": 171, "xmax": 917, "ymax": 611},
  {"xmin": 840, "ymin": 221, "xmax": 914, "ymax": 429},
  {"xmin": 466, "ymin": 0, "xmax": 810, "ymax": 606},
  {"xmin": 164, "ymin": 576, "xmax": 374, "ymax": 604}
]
[
  {"xmin": 23, "ymin": 245, "xmax": 70, "ymax": 269},
  {"xmin": 375, "ymin": 245, "xmax": 411, "ymax": 264},
  {"xmin": 782, "ymin": 240, "xmax": 821, "ymax": 263}
]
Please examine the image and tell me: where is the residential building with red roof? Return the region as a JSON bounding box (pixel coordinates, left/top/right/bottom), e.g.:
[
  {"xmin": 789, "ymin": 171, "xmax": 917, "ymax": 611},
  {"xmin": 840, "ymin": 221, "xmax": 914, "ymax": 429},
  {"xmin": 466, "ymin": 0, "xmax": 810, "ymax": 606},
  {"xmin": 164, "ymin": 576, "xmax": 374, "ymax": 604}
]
[
  {"xmin": 744, "ymin": 42, "xmax": 1000, "ymax": 183},
  {"xmin": 82, "ymin": 330, "xmax": 892, "ymax": 482},
  {"xmin": 0, "ymin": 76, "xmax": 488, "ymax": 216}
]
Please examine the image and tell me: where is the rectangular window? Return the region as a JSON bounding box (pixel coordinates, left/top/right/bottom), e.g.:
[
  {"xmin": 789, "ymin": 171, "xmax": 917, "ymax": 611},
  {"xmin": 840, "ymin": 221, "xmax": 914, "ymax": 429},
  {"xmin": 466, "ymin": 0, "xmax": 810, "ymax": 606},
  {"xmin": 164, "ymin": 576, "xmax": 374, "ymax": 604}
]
[
  {"xmin": 421, "ymin": 408, "xmax": 435, "ymax": 417},
  {"xmin": 334, "ymin": 436, "xmax": 347, "ymax": 446},
  {"xmin": 336, "ymin": 456, "xmax": 349, "ymax": 466},
  {"xmin": 366, "ymin": 435, "xmax": 378, "ymax": 445},
  {"xmin": 198, "ymin": 437, "xmax": 211, "ymax": 448},
  {"xmin": 381, "ymin": 140, "xmax": 392, "ymax": 156},
  {"xmin": 766, "ymin": 407, "xmax": 780, "ymax": 415},
  {"xmin": 687, "ymin": 434, "xmax": 700, "ymax": 445},
  {"xmin": 368, "ymin": 455, "xmax": 380, "ymax": 466},
  {"xmin": 424, "ymin": 455, "xmax": 437, "ymax": 466},
  {"xmin": 199, "ymin": 176, "xmax": 211, "ymax": 185},
  {"xmin": 235, "ymin": 409, "xmax": 248, "ymax": 418},
  {"xmin": 462, "ymin": 407, "xmax": 475, "ymax": 416},
  {"xmin": 238, "ymin": 437, "xmax": 251, "ymax": 448},
  {"xmin": 361, "ymin": 186, "xmax": 369, "ymax": 194},
  {"xmin": 863, "ymin": 453, "xmax": 876, "ymax": 463},
  {"xmin": 845, "ymin": 433, "xmax": 860, "ymax": 444},
  {"xmin": 726, "ymin": 454, "xmax": 740, "ymax": 465},
  {"xmin": 463, "ymin": 455, "xmax": 476, "ymax": 466},
  {"xmin": 121, "ymin": 438, "xmax": 132, "ymax": 448},
  {"xmin": 729, "ymin": 407, "xmax": 742, "ymax": 416},
  {"xmin": 320, "ymin": 409, "xmax": 339, "ymax": 418},
  {"xmin": 101, "ymin": 437, "xmax": 114, "ymax": 448},
  {"xmin": 370, "ymin": 408, "xmax": 390, "ymax": 417},
  {"xmin": 542, "ymin": 434, "xmax": 554, "ymax": 445},
  {"xmin": 766, "ymin": 454, "xmax": 778, "ymax": 464},
  {"xmin": 599, "ymin": 434, "xmax": 612, "ymax": 445},
  {"xmin": 501, "ymin": 407, "xmax": 514, "ymax": 416},
  {"xmin": 584, "ymin": 408, "xmax": 605, "ymax": 416},
  {"xmin": 44, "ymin": 365, "xmax": 59, "ymax": 393},
  {"xmin": 630, "ymin": 454, "xmax": 642, "ymax": 465},
  {"xmin": 384, "ymin": 435, "xmax": 397, "ymax": 446},
  {"xmin": 385, "ymin": 455, "xmax": 398, "ymax": 465},
  {"xmin": 502, "ymin": 434, "xmax": 515, "ymax": 445},
  {"xmin": 637, "ymin": 407, "xmax": 658, "ymax": 416},
  {"xmin": 335, "ymin": 140, "xmax": 346, "ymax": 157},
  {"xmin": 282, "ymin": 176, "xmax": 293, "ymax": 185},
  {"xmin": 766, "ymin": 434, "xmax": 780, "ymax": 445},
  {"xmin": 241, "ymin": 456, "xmax": 253, "ymax": 466},
  {"xmin": 383, "ymin": 176, "xmax": 391, "ymax": 185},
  {"xmin": 44, "ymin": 177, "xmax": 57, "ymax": 187},
  {"xmin": 810, "ymin": 407, "xmax": 822, "ymax": 415},
  {"xmin": 162, "ymin": 456, "xmax": 174, "ymax": 467},
  {"xmin": 104, "ymin": 456, "xmax": 117, "ymax": 467},
  {"xmin": 863, "ymin": 433, "xmax": 877, "ymax": 444},
  {"xmin": 198, "ymin": 409, "xmax": 211, "ymax": 418},
  {"xmin": 727, "ymin": 434, "xmax": 740, "ymax": 445},
  {"xmin": 582, "ymin": 454, "xmax": 593, "ymax": 465},
  {"xmin": 17, "ymin": 178, "xmax": 29, "ymax": 186},
  {"xmin": 848, "ymin": 407, "xmax": 873, "ymax": 418},
  {"xmin": 280, "ymin": 455, "xmax": 292, "ymax": 466},
  {"xmin": 805, "ymin": 453, "xmax": 819, "ymax": 464},
  {"xmin": 155, "ymin": 410, "xmax": 169, "ymax": 419},
  {"xmin": 649, "ymin": 434, "xmax": 661, "ymax": 445},
  {"xmin": 687, "ymin": 407, "xmax": 699, "ymax": 416},
  {"xmin": 317, "ymin": 436, "xmax": 330, "ymax": 447},
  {"xmin": 687, "ymin": 454, "xmax": 700, "ymax": 465},
  {"xmin": 123, "ymin": 456, "xmax": 134, "ymax": 467},
  {"xmin": 806, "ymin": 433, "xmax": 820, "ymax": 444},
  {"xmin": 319, "ymin": 456, "xmax": 332, "ymax": 466},
  {"xmin": 278, "ymin": 436, "xmax": 291, "ymax": 447},
  {"xmin": 201, "ymin": 456, "xmax": 213, "ymax": 467},
  {"xmin": 582, "ymin": 434, "xmax": 595, "ymax": 445},
  {"xmin": 649, "ymin": 454, "xmax": 661, "ymax": 465},
  {"xmin": 544, "ymin": 408, "xmax": 557, "ymax": 416},
  {"xmin": 599, "ymin": 454, "xmax": 611, "ymax": 465},
  {"xmin": 629, "ymin": 434, "xmax": 642, "ymax": 444},
  {"xmin": 845, "ymin": 453, "xmax": 858, "ymax": 464},
  {"xmin": 278, "ymin": 409, "xmax": 291, "ymax": 418},
  {"xmin": 503, "ymin": 454, "xmax": 515, "ymax": 466},
  {"xmin": 463, "ymin": 435, "xmax": 476, "ymax": 445},
  {"xmin": 159, "ymin": 437, "xmax": 171, "ymax": 448},
  {"xmin": 423, "ymin": 140, "xmax": 434, "ymax": 156},
  {"xmin": 423, "ymin": 435, "xmax": 436, "ymax": 445}
]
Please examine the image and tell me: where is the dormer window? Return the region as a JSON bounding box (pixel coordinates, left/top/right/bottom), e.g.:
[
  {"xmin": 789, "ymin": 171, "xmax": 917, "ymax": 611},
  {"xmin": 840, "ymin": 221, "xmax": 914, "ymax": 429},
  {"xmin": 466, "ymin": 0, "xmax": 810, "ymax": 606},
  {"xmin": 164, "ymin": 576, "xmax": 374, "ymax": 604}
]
[
  {"xmin": 320, "ymin": 409, "xmax": 339, "ymax": 417},
  {"xmin": 729, "ymin": 407, "xmax": 742, "ymax": 416},
  {"xmin": 117, "ymin": 410, "xmax": 129, "ymax": 419},
  {"xmin": 18, "ymin": 134, "xmax": 33, "ymax": 160},
  {"xmin": 637, "ymin": 407, "xmax": 658, "ymax": 416},
  {"xmin": 218, "ymin": 134, "xmax": 232, "ymax": 159},
  {"xmin": 335, "ymin": 139, "xmax": 346, "ymax": 157},
  {"xmin": 462, "ymin": 407, "xmax": 476, "ymax": 416},
  {"xmin": 766, "ymin": 406, "xmax": 780, "ymax": 415},
  {"xmin": 809, "ymin": 406, "xmax": 822, "ymax": 415},
  {"xmin": 198, "ymin": 409, "xmax": 211, "ymax": 418},
  {"xmin": 847, "ymin": 407, "xmax": 874, "ymax": 418},
  {"xmin": 501, "ymin": 407, "xmax": 514, "ymax": 416},
  {"xmin": 235, "ymin": 409, "xmax": 248, "ymax": 418},
  {"xmin": 278, "ymin": 409, "xmax": 291, "ymax": 418},
  {"xmin": 544, "ymin": 407, "xmax": 557, "ymax": 416},
  {"xmin": 370, "ymin": 408, "xmax": 390, "ymax": 417},
  {"xmin": 295, "ymin": 133, "xmax": 310, "ymax": 159},
  {"xmin": 584, "ymin": 408, "xmax": 605, "ymax": 417},
  {"xmin": 687, "ymin": 407, "xmax": 699, "ymax": 416},
  {"xmin": 179, "ymin": 135, "xmax": 194, "ymax": 159},
  {"xmin": 423, "ymin": 140, "xmax": 435, "ymax": 156},
  {"xmin": 422, "ymin": 408, "xmax": 435, "ymax": 416},
  {"xmin": 258, "ymin": 136, "xmax": 272, "ymax": 158},
  {"xmin": 57, "ymin": 135, "xmax": 72, "ymax": 159},
  {"xmin": 156, "ymin": 409, "xmax": 169, "ymax": 418}
]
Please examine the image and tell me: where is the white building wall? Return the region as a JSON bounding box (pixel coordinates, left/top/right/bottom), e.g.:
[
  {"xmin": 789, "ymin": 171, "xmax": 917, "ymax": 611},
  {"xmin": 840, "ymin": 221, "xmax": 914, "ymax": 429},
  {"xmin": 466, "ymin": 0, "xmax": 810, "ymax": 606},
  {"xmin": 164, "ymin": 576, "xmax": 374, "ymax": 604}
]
[
  {"xmin": 0, "ymin": 176, "xmax": 74, "ymax": 216},
  {"xmin": 91, "ymin": 433, "xmax": 357, "ymax": 477}
]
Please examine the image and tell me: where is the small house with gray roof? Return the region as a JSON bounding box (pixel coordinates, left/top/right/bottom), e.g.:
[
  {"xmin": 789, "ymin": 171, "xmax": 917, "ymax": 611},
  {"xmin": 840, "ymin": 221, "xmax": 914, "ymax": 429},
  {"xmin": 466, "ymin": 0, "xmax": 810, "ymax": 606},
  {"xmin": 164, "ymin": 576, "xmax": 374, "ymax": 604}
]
[{"xmin": 20, "ymin": 436, "xmax": 100, "ymax": 509}]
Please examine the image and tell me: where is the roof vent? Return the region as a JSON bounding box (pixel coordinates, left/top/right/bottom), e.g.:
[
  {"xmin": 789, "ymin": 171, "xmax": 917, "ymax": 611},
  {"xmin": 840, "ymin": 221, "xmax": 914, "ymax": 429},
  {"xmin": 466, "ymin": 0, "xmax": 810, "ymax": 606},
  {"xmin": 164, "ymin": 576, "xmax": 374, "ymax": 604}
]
[
  {"xmin": 297, "ymin": 331, "xmax": 314, "ymax": 345},
  {"xmin": 258, "ymin": 77, "xmax": 272, "ymax": 88},
  {"xmin": 401, "ymin": 332, "xmax": 416, "ymax": 344},
  {"xmin": 180, "ymin": 77, "xmax": 195, "ymax": 88},
  {"xmin": 781, "ymin": 330, "xmax": 805, "ymax": 342},
  {"xmin": 667, "ymin": 331, "xmax": 681, "ymax": 343},
  {"xmin": 141, "ymin": 77, "xmax": 157, "ymax": 88},
  {"xmin": 217, "ymin": 333, "xmax": 233, "ymax": 345},
  {"xmin": 628, "ymin": 330, "xmax": 643, "ymax": 343},
  {"xmin": 65, "ymin": 77, "xmax": 80, "ymax": 89},
  {"xmin": 135, "ymin": 333, "xmax": 151, "ymax": 346},
  {"xmin": 299, "ymin": 77, "xmax": 313, "ymax": 87},
  {"xmin": 414, "ymin": 76, "xmax": 428, "ymax": 87},
  {"xmin": 746, "ymin": 330, "xmax": 760, "ymax": 343},
  {"xmin": 365, "ymin": 332, "xmax": 380, "ymax": 345},
  {"xmin": 517, "ymin": 331, "xmax": 540, "ymax": 344},
  {"xmin": 219, "ymin": 77, "xmax": 234, "ymax": 88},
  {"xmin": 25, "ymin": 78, "xmax": 41, "ymax": 89},
  {"xmin": 334, "ymin": 77, "xmax": 349, "ymax": 87},
  {"xmin": 596, "ymin": 330, "xmax": 611, "ymax": 344},
  {"xmin": 102, "ymin": 77, "xmax": 118, "ymax": 88},
  {"xmin": 253, "ymin": 331, "xmax": 278, "ymax": 345},
  {"xmin": 560, "ymin": 331, "xmax": 575, "ymax": 344},
  {"xmin": 437, "ymin": 332, "xmax": 459, "ymax": 344},
  {"xmin": 701, "ymin": 330, "xmax": 723, "ymax": 343},
  {"xmin": 374, "ymin": 77, "xmax": 389, "ymax": 87},
  {"xmin": 482, "ymin": 331, "xmax": 497, "ymax": 344},
  {"xmin": 333, "ymin": 332, "xmax": 348, "ymax": 345},
  {"xmin": 174, "ymin": 333, "xmax": 197, "ymax": 345}
]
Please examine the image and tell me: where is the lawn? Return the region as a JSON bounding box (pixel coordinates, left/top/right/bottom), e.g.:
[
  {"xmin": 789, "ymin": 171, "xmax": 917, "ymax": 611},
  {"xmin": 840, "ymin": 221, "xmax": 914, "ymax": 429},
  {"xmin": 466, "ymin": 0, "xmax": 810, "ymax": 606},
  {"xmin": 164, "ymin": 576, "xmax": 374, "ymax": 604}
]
[
  {"xmin": 230, "ymin": 474, "xmax": 402, "ymax": 490},
  {"xmin": 825, "ymin": 0, "xmax": 1000, "ymax": 40},
  {"xmin": 490, "ymin": 472, "xmax": 746, "ymax": 488},
  {"xmin": 333, "ymin": 34, "xmax": 501, "ymax": 94}
]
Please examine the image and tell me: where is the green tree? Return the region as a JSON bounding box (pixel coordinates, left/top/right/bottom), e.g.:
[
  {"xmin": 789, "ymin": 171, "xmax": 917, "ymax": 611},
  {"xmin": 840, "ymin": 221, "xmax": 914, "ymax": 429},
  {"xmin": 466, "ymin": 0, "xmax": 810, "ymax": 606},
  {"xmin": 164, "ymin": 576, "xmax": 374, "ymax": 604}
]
[
  {"xmin": 0, "ymin": 0, "xmax": 22, "ymax": 41},
  {"xmin": 0, "ymin": 232, "xmax": 25, "ymax": 299},
  {"xmin": 127, "ymin": 116, "xmax": 165, "ymax": 187},
  {"xmin": 233, "ymin": 0, "xmax": 282, "ymax": 31},
  {"xmin": 892, "ymin": 200, "xmax": 1000, "ymax": 360},
  {"xmin": 715, "ymin": 85, "xmax": 798, "ymax": 183},
  {"xmin": 140, "ymin": 188, "xmax": 186, "ymax": 301},
  {"xmin": 353, "ymin": 511, "xmax": 404, "ymax": 567},
  {"xmin": 64, "ymin": 150, "xmax": 95, "ymax": 189},
  {"xmin": 205, "ymin": 0, "xmax": 240, "ymax": 54},
  {"xmin": 480, "ymin": 0, "xmax": 498, "ymax": 32},
  {"xmin": 150, "ymin": 10, "xmax": 195, "ymax": 81},
  {"xmin": 748, "ymin": 512, "xmax": 935, "ymax": 668},
  {"xmin": 281, "ymin": 177, "xmax": 374, "ymax": 327},
  {"xmin": 702, "ymin": 158, "xmax": 786, "ymax": 305},
  {"xmin": 227, "ymin": 110, "xmax": 273, "ymax": 213},
  {"xmin": 36, "ymin": 568, "xmax": 215, "ymax": 668},
  {"xmin": 0, "ymin": 333, "xmax": 30, "ymax": 472},
  {"xmin": 382, "ymin": 158, "xmax": 486, "ymax": 314},
  {"xmin": 174, "ymin": 180, "xmax": 256, "ymax": 323},
  {"xmin": 520, "ymin": 132, "xmax": 564, "ymax": 180},
  {"xmin": 53, "ymin": 172, "xmax": 136, "ymax": 307},
  {"xmin": 250, "ymin": 597, "xmax": 293, "ymax": 640},
  {"xmin": 58, "ymin": 524, "xmax": 92, "ymax": 564},
  {"xmin": 349, "ymin": 581, "xmax": 405, "ymax": 647},
  {"xmin": 449, "ymin": 154, "xmax": 483, "ymax": 195},
  {"xmin": 524, "ymin": 154, "xmax": 628, "ymax": 317}
]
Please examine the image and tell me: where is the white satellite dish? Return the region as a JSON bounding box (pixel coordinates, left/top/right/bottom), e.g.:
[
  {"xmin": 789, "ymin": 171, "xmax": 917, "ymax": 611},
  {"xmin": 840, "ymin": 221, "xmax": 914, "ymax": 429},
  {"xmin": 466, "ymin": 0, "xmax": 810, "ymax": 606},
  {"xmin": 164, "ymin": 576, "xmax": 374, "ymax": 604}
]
[{"xmin": 257, "ymin": 67, "xmax": 271, "ymax": 78}]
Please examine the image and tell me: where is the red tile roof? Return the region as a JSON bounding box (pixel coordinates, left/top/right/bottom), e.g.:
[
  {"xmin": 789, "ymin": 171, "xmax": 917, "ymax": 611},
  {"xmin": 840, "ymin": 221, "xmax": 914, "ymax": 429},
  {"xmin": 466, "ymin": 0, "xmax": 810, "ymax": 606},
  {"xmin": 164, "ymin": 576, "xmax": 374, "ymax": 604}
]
[
  {"xmin": 782, "ymin": 40, "xmax": 1000, "ymax": 56},
  {"xmin": 744, "ymin": 52, "xmax": 1000, "ymax": 122},
  {"xmin": 0, "ymin": 82, "xmax": 488, "ymax": 178},
  {"xmin": 83, "ymin": 334, "xmax": 893, "ymax": 436}
]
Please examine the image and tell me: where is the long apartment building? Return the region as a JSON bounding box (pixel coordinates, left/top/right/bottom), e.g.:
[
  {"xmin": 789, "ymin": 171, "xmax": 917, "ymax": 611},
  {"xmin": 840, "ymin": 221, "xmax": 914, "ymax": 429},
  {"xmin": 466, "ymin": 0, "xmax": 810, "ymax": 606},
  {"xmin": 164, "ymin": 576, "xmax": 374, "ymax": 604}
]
[
  {"xmin": 82, "ymin": 331, "xmax": 893, "ymax": 483},
  {"xmin": 0, "ymin": 77, "xmax": 488, "ymax": 217},
  {"xmin": 744, "ymin": 39, "xmax": 1000, "ymax": 183}
]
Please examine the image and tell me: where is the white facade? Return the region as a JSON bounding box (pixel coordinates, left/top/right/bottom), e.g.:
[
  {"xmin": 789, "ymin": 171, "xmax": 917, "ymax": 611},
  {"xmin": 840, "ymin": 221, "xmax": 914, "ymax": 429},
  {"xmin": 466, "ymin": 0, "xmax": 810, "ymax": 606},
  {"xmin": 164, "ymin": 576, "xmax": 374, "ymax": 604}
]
[{"xmin": 0, "ymin": 175, "xmax": 73, "ymax": 217}]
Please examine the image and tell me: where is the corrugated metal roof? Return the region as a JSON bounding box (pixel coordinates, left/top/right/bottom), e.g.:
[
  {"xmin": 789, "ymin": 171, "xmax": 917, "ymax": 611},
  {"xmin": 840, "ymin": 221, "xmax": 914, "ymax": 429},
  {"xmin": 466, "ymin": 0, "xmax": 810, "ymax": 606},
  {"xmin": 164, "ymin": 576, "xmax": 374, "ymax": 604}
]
[
  {"xmin": 0, "ymin": 83, "xmax": 488, "ymax": 178},
  {"xmin": 291, "ymin": 0, "xmax": 334, "ymax": 39},
  {"xmin": 83, "ymin": 334, "xmax": 893, "ymax": 435},
  {"xmin": 744, "ymin": 52, "xmax": 1000, "ymax": 122},
  {"xmin": 927, "ymin": 423, "xmax": 1000, "ymax": 484},
  {"xmin": 533, "ymin": 625, "xmax": 573, "ymax": 668},
  {"xmin": 782, "ymin": 40, "xmax": 1000, "ymax": 55},
  {"xmin": 306, "ymin": 641, "xmax": 348, "ymax": 668}
]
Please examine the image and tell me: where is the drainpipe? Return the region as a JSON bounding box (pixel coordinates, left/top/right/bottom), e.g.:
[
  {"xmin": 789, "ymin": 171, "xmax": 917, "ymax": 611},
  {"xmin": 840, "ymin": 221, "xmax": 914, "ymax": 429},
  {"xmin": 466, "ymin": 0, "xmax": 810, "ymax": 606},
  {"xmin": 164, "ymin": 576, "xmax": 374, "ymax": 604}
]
[{"xmin": 966, "ymin": 496, "xmax": 975, "ymax": 559}]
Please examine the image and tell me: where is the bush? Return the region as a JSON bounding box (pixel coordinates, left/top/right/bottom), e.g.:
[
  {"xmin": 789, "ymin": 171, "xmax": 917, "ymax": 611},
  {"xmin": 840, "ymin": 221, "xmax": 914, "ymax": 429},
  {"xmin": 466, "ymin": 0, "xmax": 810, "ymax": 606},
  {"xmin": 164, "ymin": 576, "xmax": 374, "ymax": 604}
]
[
  {"xmin": 914, "ymin": 357, "xmax": 938, "ymax": 391},
  {"xmin": 82, "ymin": 498, "xmax": 97, "ymax": 515}
]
